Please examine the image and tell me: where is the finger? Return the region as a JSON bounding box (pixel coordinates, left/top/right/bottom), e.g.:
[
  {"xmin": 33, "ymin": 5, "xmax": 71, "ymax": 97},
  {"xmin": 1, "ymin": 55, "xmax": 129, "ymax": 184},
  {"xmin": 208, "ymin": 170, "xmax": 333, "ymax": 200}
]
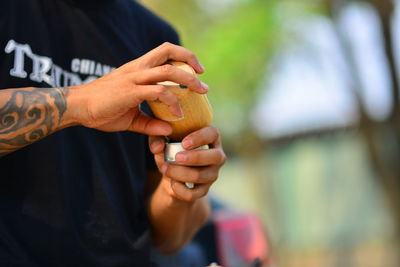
[
  {"xmin": 149, "ymin": 135, "xmax": 166, "ymax": 154},
  {"xmin": 135, "ymin": 85, "xmax": 182, "ymax": 117},
  {"xmin": 139, "ymin": 42, "xmax": 204, "ymax": 74},
  {"xmin": 127, "ymin": 112, "xmax": 172, "ymax": 136},
  {"xmin": 174, "ymin": 148, "xmax": 226, "ymax": 166},
  {"xmin": 170, "ymin": 180, "xmax": 210, "ymax": 202},
  {"xmin": 134, "ymin": 65, "xmax": 208, "ymax": 94},
  {"xmin": 164, "ymin": 164, "xmax": 218, "ymax": 184},
  {"xmin": 153, "ymin": 154, "xmax": 166, "ymax": 171},
  {"xmin": 182, "ymin": 126, "xmax": 221, "ymax": 150}
]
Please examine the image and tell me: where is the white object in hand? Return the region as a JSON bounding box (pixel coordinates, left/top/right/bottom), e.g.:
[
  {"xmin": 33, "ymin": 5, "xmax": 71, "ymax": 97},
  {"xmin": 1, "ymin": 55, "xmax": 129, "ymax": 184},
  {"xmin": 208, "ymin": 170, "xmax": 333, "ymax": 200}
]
[{"xmin": 164, "ymin": 142, "xmax": 209, "ymax": 189}]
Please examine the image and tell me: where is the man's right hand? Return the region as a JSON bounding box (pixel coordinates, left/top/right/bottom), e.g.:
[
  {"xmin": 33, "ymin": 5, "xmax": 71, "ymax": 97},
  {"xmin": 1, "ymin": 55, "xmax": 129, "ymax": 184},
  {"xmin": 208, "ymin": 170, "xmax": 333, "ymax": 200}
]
[
  {"xmin": 69, "ymin": 42, "xmax": 208, "ymax": 136},
  {"xmin": 0, "ymin": 42, "xmax": 207, "ymax": 156}
]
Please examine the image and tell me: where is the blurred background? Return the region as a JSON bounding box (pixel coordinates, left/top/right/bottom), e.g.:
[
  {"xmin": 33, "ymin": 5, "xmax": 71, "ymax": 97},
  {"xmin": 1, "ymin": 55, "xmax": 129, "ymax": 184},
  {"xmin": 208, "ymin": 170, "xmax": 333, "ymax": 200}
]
[{"xmin": 140, "ymin": 0, "xmax": 400, "ymax": 266}]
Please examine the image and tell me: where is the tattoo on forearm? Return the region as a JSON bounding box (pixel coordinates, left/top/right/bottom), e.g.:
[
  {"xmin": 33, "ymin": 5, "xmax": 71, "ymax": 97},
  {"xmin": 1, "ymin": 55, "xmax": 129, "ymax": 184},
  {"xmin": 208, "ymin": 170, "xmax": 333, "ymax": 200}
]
[{"xmin": 0, "ymin": 87, "xmax": 69, "ymax": 157}]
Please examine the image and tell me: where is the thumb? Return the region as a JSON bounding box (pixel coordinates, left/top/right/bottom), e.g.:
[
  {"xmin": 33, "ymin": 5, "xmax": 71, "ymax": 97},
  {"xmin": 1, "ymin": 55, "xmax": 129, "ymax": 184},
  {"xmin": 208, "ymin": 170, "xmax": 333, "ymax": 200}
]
[{"xmin": 128, "ymin": 112, "xmax": 172, "ymax": 136}]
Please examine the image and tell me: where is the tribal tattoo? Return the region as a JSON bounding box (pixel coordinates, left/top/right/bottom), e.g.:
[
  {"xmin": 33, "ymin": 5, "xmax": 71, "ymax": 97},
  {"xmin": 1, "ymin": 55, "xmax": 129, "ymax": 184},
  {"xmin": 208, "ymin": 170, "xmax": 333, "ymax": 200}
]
[{"xmin": 0, "ymin": 87, "xmax": 69, "ymax": 157}]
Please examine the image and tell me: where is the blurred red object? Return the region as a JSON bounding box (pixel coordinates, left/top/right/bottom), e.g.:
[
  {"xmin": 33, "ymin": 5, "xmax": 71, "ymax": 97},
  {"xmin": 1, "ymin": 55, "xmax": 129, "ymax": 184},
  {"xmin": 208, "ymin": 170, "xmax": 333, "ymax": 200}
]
[{"xmin": 213, "ymin": 210, "xmax": 270, "ymax": 267}]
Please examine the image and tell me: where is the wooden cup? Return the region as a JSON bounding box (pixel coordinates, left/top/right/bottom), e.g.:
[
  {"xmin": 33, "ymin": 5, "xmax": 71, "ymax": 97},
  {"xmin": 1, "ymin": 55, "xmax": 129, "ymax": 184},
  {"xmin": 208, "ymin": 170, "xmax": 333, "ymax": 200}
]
[
  {"xmin": 147, "ymin": 61, "xmax": 213, "ymax": 189},
  {"xmin": 147, "ymin": 61, "xmax": 213, "ymax": 141}
]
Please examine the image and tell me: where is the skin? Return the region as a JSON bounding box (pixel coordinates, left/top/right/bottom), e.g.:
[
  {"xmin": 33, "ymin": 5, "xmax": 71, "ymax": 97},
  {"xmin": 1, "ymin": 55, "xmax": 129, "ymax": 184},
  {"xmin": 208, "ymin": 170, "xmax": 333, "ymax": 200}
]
[
  {"xmin": 148, "ymin": 125, "xmax": 226, "ymax": 253},
  {"xmin": 0, "ymin": 42, "xmax": 227, "ymax": 254}
]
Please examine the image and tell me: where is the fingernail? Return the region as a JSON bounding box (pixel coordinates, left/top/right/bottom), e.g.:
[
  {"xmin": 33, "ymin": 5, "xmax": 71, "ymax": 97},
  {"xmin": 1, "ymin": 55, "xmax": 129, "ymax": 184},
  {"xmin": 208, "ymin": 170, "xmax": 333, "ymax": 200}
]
[
  {"xmin": 175, "ymin": 153, "xmax": 187, "ymax": 162},
  {"xmin": 200, "ymin": 63, "xmax": 205, "ymax": 72},
  {"xmin": 177, "ymin": 105, "xmax": 183, "ymax": 118},
  {"xmin": 200, "ymin": 81, "xmax": 209, "ymax": 93},
  {"xmin": 182, "ymin": 139, "xmax": 192, "ymax": 149},
  {"xmin": 151, "ymin": 139, "xmax": 160, "ymax": 150}
]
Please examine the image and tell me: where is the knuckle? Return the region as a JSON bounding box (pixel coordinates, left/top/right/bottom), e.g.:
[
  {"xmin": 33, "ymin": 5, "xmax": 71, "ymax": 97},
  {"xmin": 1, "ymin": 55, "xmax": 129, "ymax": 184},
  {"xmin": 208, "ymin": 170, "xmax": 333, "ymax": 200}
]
[
  {"xmin": 209, "ymin": 125, "xmax": 220, "ymax": 136},
  {"xmin": 161, "ymin": 42, "xmax": 174, "ymax": 53},
  {"xmin": 187, "ymin": 75, "xmax": 198, "ymax": 85},
  {"xmin": 187, "ymin": 51, "xmax": 196, "ymax": 60},
  {"xmin": 210, "ymin": 172, "xmax": 218, "ymax": 182},
  {"xmin": 159, "ymin": 64, "xmax": 174, "ymax": 75},
  {"xmin": 199, "ymin": 187, "xmax": 210, "ymax": 198},
  {"xmin": 185, "ymin": 191, "xmax": 196, "ymax": 202},
  {"xmin": 222, "ymin": 156, "xmax": 227, "ymax": 165},
  {"xmin": 161, "ymin": 41, "xmax": 172, "ymax": 48},
  {"xmin": 218, "ymin": 149, "xmax": 226, "ymax": 161},
  {"xmin": 165, "ymin": 167, "xmax": 173, "ymax": 178},
  {"xmin": 220, "ymin": 151, "xmax": 227, "ymax": 165},
  {"xmin": 192, "ymin": 171, "xmax": 202, "ymax": 183},
  {"xmin": 155, "ymin": 85, "xmax": 167, "ymax": 94}
]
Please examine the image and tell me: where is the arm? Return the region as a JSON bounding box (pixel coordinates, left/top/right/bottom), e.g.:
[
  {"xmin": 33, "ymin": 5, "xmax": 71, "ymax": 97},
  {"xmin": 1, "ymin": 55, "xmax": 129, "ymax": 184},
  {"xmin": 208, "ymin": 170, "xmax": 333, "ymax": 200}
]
[
  {"xmin": 147, "ymin": 170, "xmax": 211, "ymax": 254},
  {"xmin": 0, "ymin": 42, "xmax": 208, "ymax": 157},
  {"xmin": 0, "ymin": 86, "xmax": 76, "ymax": 156},
  {"xmin": 147, "ymin": 126, "xmax": 227, "ymax": 254}
]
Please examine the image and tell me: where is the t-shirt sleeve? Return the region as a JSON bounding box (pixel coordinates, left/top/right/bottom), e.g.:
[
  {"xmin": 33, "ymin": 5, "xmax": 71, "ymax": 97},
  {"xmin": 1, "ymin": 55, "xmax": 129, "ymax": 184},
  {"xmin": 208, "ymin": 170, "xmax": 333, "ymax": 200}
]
[
  {"xmin": 150, "ymin": 19, "xmax": 181, "ymax": 48},
  {"xmin": 133, "ymin": 1, "xmax": 181, "ymax": 48},
  {"xmin": 161, "ymin": 23, "xmax": 181, "ymax": 46}
]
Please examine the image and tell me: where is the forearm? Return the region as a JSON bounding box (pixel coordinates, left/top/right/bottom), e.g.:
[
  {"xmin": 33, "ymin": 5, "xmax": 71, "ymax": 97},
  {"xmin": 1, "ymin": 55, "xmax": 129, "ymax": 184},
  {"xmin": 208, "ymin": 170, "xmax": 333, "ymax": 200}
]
[
  {"xmin": 0, "ymin": 86, "xmax": 78, "ymax": 157},
  {"xmin": 148, "ymin": 175, "xmax": 211, "ymax": 254}
]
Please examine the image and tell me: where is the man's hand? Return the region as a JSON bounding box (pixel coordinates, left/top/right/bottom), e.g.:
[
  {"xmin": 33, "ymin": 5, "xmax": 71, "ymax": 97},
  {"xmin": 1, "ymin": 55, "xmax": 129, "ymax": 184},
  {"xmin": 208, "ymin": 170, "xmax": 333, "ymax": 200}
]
[
  {"xmin": 149, "ymin": 126, "xmax": 227, "ymax": 202},
  {"xmin": 69, "ymin": 42, "xmax": 208, "ymax": 136},
  {"xmin": 0, "ymin": 42, "xmax": 208, "ymax": 156},
  {"xmin": 147, "ymin": 126, "xmax": 226, "ymax": 253}
]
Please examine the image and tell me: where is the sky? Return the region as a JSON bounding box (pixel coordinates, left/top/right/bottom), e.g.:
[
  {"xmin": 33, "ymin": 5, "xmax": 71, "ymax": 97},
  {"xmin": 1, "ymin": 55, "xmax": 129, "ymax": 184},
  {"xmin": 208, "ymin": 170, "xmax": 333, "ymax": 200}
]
[{"xmin": 253, "ymin": 1, "xmax": 395, "ymax": 138}]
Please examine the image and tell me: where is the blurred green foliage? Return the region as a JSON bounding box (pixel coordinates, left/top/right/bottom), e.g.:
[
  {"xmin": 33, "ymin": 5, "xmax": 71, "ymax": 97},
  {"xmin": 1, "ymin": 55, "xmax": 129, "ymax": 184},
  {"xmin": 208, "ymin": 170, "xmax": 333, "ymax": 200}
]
[
  {"xmin": 140, "ymin": 0, "xmax": 285, "ymax": 147},
  {"xmin": 138, "ymin": 1, "xmax": 400, "ymax": 266}
]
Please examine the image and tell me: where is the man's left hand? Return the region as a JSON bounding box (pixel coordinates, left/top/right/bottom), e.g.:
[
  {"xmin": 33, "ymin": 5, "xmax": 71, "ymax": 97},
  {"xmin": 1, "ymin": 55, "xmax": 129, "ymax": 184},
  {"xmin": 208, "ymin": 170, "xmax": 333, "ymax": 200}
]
[{"xmin": 149, "ymin": 126, "xmax": 227, "ymax": 202}]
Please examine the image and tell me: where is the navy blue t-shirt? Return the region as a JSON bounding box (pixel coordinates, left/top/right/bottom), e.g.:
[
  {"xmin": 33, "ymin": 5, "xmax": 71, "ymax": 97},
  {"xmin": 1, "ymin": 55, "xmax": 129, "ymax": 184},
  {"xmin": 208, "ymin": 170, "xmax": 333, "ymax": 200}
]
[{"xmin": 0, "ymin": 0, "xmax": 179, "ymax": 266}]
